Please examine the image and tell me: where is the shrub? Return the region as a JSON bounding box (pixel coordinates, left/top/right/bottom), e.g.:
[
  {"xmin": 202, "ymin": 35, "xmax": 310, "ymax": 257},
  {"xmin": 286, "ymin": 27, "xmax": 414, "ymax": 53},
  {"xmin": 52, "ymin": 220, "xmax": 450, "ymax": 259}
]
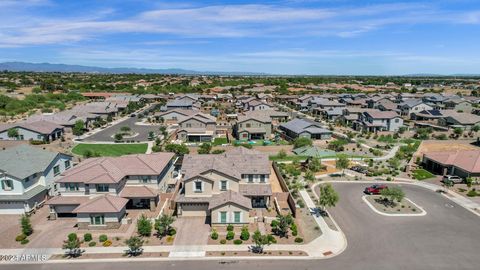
[
  {"xmin": 226, "ymin": 231, "xmax": 235, "ymax": 240},
  {"xmin": 89, "ymin": 241, "xmax": 97, "ymax": 247},
  {"xmin": 99, "ymin": 234, "xmax": 108, "ymax": 242},
  {"xmin": 20, "ymin": 239, "xmax": 29, "ymax": 245},
  {"xmin": 226, "ymin": 224, "xmax": 234, "ymax": 231},
  {"xmin": 467, "ymin": 189, "xmax": 478, "ymax": 197},
  {"xmin": 294, "ymin": 237, "xmax": 304, "ymax": 243},
  {"xmin": 68, "ymin": 233, "xmax": 78, "ymax": 241},
  {"xmin": 15, "ymin": 234, "xmax": 27, "ymax": 242},
  {"xmin": 20, "ymin": 215, "xmax": 33, "ymax": 236},
  {"xmin": 83, "ymin": 233, "xmax": 92, "ymax": 242},
  {"xmin": 211, "ymin": 229, "xmax": 218, "ymax": 240},
  {"xmin": 270, "ymin": 220, "xmax": 279, "ymax": 228},
  {"xmin": 102, "ymin": 240, "xmax": 112, "ymax": 247},
  {"xmin": 233, "ymin": 239, "xmax": 243, "ymax": 245},
  {"xmin": 291, "ymin": 223, "xmax": 298, "ymax": 236},
  {"xmin": 267, "ymin": 234, "xmax": 277, "ymax": 244},
  {"xmin": 220, "ymin": 239, "xmax": 227, "ymax": 244},
  {"xmin": 240, "ymin": 226, "xmax": 250, "ymax": 241},
  {"xmin": 168, "ymin": 228, "xmax": 176, "ymax": 236}
]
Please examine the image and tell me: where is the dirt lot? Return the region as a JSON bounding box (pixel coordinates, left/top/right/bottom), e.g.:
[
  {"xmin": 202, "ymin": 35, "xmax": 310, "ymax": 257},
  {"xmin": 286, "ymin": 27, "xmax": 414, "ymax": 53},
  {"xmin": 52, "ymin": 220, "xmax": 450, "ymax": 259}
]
[{"xmin": 415, "ymin": 140, "xmax": 478, "ymax": 158}]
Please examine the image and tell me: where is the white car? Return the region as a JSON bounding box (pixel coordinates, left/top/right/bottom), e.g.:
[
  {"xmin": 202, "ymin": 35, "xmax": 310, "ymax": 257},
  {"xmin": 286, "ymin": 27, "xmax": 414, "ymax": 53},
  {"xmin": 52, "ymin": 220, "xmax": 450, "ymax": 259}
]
[{"xmin": 442, "ymin": 175, "xmax": 463, "ymax": 184}]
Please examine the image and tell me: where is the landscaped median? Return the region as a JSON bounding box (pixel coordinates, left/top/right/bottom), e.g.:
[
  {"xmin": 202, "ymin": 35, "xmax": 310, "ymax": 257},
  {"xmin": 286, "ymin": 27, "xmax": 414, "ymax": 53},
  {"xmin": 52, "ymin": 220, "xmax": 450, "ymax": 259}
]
[{"xmin": 362, "ymin": 195, "xmax": 426, "ymax": 216}]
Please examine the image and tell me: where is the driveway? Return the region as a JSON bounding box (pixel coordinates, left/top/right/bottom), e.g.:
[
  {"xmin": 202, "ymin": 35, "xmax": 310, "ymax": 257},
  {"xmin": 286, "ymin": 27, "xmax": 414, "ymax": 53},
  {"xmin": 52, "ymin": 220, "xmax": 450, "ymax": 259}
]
[{"xmin": 173, "ymin": 217, "xmax": 210, "ymax": 246}]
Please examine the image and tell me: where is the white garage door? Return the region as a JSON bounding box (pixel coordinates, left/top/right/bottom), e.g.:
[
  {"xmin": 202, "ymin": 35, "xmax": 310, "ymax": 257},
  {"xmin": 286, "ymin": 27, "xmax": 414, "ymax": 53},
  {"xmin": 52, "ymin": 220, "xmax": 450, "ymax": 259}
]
[
  {"xmin": 181, "ymin": 203, "xmax": 209, "ymax": 217},
  {"xmin": 0, "ymin": 202, "xmax": 25, "ymax": 214}
]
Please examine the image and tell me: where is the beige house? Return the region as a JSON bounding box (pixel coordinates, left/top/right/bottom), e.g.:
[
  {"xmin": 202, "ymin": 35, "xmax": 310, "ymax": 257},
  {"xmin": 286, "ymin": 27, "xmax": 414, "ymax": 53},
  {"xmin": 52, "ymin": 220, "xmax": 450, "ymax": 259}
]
[
  {"xmin": 47, "ymin": 153, "xmax": 175, "ymax": 229},
  {"xmin": 175, "ymin": 147, "xmax": 272, "ymax": 225},
  {"xmin": 234, "ymin": 114, "xmax": 272, "ymax": 140},
  {"xmin": 177, "ymin": 113, "xmax": 217, "ymax": 142}
]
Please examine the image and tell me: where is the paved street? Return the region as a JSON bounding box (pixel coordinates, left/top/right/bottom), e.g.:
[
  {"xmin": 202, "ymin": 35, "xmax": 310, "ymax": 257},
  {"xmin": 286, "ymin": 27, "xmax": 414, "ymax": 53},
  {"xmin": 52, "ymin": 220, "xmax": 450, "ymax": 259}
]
[
  {"xmin": 7, "ymin": 182, "xmax": 480, "ymax": 270},
  {"xmin": 84, "ymin": 105, "xmax": 160, "ymax": 142}
]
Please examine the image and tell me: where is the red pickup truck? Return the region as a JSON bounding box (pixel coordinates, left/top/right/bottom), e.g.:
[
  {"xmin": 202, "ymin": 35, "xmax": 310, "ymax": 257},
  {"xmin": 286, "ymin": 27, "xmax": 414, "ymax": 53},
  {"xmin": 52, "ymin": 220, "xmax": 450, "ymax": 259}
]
[{"xmin": 364, "ymin": 184, "xmax": 388, "ymax": 195}]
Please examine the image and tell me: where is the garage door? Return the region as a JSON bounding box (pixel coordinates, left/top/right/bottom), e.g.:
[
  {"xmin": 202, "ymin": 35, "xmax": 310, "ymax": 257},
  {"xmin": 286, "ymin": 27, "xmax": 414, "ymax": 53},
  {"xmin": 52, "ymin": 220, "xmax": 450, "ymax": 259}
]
[
  {"xmin": 0, "ymin": 202, "xmax": 25, "ymax": 214},
  {"xmin": 54, "ymin": 205, "xmax": 78, "ymax": 217},
  {"xmin": 181, "ymin": 203, "xmax": 209, "ymax": 217}
]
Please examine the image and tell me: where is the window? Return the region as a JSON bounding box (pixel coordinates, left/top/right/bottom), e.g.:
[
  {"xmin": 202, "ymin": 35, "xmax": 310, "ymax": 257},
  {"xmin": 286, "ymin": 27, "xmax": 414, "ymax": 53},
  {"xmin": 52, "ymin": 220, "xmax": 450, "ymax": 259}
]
[
  {"xmin": 220, "ymin": 212, "xmax": 227, "ymax": 223},
  {"xmin": 234, "ymin": 211, "xmax": 241, "ymax": 223},
  {"xmin": 194, "ymin": 181, "xmax": 202, "ymax": 192},
  {"xmin": 64, "ymin": 160, "xmax": 71, "ymax": 169},
  {"xmin": 248, "ymin": 175, "xmax": 254, "ymax": 183},
  {"xmin": 220, "ymin": 180, "xmax": 227, "ymax": 191},
  {"xmin": 141, "ymin": 176, "xmax": 151, "ymax": 183},
  {"xmin": 53, "ymin": 165, "xmax": 60, "ymax": 176},
  {"xmin": 37, "ymin": 135, "xmax": 43, "ymax": 140},
  {"xmin": 246, "ymin": 123, "xmax": 251, "ymax": 128},
  {"xmin": 395, "ymin": 119, "xmax": 400, "ymax": 123},
  {"xmin": 1, "ymin": 180, "xmax": 14, "ymax": 191},
  {"xmin": 186, "ymin": 123, "xmax": 192, "ymax": 128},
  {"xmin": 66, "ymin": 183, "xmax": 79, "ymax": 191},
  {"xmin": 96, "ymin": 184, "xmax": 109, "ymax": 192},
  {"xmin": 90, "ymin": 215, "xmax": 105, "ymax": 225},
  {"xmin": 260, "ymin": 175, "xmax": 266, "ymax": 183}
]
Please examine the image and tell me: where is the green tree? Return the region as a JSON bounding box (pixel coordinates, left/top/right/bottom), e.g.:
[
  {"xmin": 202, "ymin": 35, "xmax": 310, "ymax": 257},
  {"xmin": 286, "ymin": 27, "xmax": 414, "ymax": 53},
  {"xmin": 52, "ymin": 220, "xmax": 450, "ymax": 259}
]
[
  {"xmin": 293, "ymin": 137, "xmax": 312, "ymax": 149},
  {"xmin": 120, "ymin": 126, "xmax": 131, "ymax": 133},
  {"xmin": 154, "ymin": 214, "xmax": 175, "ymax": 237},
  {"xmin": 308, "ymin": 157, "xmax": 323, "ymax": 172},
  {"xmin": 335, "ymin": 154, "xmax": 350, "ymax": 176},
  {"xmin": 273, "ymin": 214, "xmax": 294, "ymax": 238},
  {"xmin": 318, "ymin": 184, "xmax": 339, "ymax": 211},
  {"xmin": 7, "ymin": 128, "xmax": 18, "ymax": 139},
  {"xmin": 453, "ymin": 127, "xmax": 464, "ymax": 137},
  {"xmin": 197, "ymin": 143, "xmax": 212, "ymax": 154},
  {"xmin": 72, "ymin": 120, "xmax": 85, "ymax": 136},
  {"xmin": 20, "ymin": 214, "xmax": 33, "ymax": 236},
  {"xmin": 240, "ymin": 225, "xmax": 250, "ymax": 241},
  {"xmin": 380, "ymin": 186, "xmax": 405, "ymax": 206},
  {"xmin": 137, "ymin": 215, "xmax": 152, "ymax": 237},
  {"xmin": 304, "ymin": 170, "xmax": 315, "ymax": 183},
  {"xmin": 251, "ymin": 230, "xmax": 274, "ymax": 253},
  {"xmin": 124, "ymin": 236, "xmax": 144, "ymax": 257},
  {"xmin": 165, "ymin": 144, "xmax": 190, "ymax": 155},
  {"xmin": 114, "ymin": 133, "xmax": 123, "ymax": 141},
  {"xmin": 276, "ymin": 149, "xmax": 287, "ymax": 159},
  {"xmin": 472, "ymin": 125, "xmax": 480, "ymax": 133}
]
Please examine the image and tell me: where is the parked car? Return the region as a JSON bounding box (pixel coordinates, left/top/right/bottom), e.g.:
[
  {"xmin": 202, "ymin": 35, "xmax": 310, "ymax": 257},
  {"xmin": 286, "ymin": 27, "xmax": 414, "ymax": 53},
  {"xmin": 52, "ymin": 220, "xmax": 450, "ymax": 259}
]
[
  {"xmin": 130, "ymin": 113, "xmax": 136, "ymax": 117},
  {"xmin": 442, "ymin": 175, "xmax": 463, "ymax": 184},
  {"xmin": 364, "ymin": 184, "xmax": 388, "ymax": 195}
]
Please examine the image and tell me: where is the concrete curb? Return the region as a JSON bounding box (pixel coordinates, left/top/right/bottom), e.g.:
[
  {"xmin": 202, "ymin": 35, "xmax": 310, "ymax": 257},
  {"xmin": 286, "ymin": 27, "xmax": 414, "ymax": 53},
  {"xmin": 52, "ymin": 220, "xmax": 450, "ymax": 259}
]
[{"xmin": 361, "ymin": 195, "xmax": 427, "ymax": 217}]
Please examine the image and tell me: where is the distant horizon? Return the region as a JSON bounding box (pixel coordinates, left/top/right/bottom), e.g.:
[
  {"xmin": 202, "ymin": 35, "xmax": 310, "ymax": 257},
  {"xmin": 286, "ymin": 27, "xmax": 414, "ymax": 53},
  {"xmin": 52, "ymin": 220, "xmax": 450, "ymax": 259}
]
[
  {"xmin": 0, "ymin": 1, "xmax": 479, "ymax": 75},
  {"xmin": 2, "ymin": 61, "xmax": 480, "ymax": 77}
]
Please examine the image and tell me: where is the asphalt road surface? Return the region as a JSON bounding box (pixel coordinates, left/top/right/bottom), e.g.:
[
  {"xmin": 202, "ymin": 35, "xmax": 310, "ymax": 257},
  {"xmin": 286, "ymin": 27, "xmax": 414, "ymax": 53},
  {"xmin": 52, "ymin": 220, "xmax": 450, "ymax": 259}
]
[
  {"xmin": 7, "ymin": 183, "xmax": 480, "ymax": 270},
  {"xmin": 84, "ymin": 105, "xmax": 160, "ymax": 142}
]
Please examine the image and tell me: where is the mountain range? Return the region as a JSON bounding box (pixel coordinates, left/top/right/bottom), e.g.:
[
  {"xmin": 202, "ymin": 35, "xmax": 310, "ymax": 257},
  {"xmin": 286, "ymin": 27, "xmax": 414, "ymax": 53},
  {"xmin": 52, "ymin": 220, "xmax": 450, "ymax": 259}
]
[{"xmin": 0, "ymin": 62, "xmax": 268, "ymax": 76}]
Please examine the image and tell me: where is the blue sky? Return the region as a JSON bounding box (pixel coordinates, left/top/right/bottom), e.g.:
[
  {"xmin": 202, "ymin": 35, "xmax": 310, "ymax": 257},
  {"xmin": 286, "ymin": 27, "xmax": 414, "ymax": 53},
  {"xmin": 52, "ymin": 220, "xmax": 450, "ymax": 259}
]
[{"xmin": 1, "ymin": 0, "xmax": 480, "ymax": 75}]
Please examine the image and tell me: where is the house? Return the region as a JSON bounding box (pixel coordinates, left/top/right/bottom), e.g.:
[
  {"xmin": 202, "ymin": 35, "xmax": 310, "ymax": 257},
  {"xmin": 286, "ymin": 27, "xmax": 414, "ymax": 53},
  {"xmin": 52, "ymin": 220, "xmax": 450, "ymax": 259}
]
[
  {"xmin": 165, "ymin": 99, "xmax": 196, "ymax": 110},
  {"xmin": 423, "ymin": 150, "xmax": 480, "ymax": 178},
  {"xmin": 279, "ymin": 118, "xmax": 332, "ymax": 140},
  {"xmin": 0, "ymin": 120, "xmax": 64, "ymax": 142},
  {"xmin": 354, "ymin": 111, "xmax": 403, "ymax": 132},
  {"xmin": 399, "ymin": 99, "xmax": 433, "ymax": 117},
  {"xmin": 443, "ymin": 98, "xmax": 473, "ymax": 113},
  {"xmin": 234, "ymin": 113, "xmax": 272, "ymax": 140},
  {"xmin": 47, "ymin": 152, "xmax": 175, "ymax": 229},
  {"xmin": 242, "ymin": 99, "xmax": 272, "ymax": 111},
  {"xmin": 177, "ymin": 113, "xmax": 217, "ymax": 142},
  {"xmin": 175, "ymin": 148, "xmax": 272, "ymax": 225},
  {"xmin": 0, "ymin": 145, "xmax": 72, "ymax": 214},
  {"xmin": 154, "ymin": 109, "xmax": 200, "ymax": 124},
  {"xmin": 437, "ymin": 111, "xmax": 480, "ymax": 130}
]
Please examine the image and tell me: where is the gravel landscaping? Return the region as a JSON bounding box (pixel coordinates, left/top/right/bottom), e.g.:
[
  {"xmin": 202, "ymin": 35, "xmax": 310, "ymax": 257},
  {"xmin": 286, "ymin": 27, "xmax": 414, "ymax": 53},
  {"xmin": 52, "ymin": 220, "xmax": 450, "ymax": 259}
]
[{"xmin": 364, "ymin": 195, "xmax": 423, "ymax": 215}]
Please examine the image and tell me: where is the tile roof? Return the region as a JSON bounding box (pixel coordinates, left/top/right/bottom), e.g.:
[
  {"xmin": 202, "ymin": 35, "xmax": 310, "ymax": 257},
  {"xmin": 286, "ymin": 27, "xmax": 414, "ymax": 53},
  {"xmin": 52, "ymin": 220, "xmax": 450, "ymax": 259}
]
[
  {"xmin": 208, "ymin": 190, "xmax": 251, "ymax": 210},
  {"xmin": 239, "ymin": 184, "xmax": 272, "ymax": 196},
  {"xmin": 0, "ymin": 120, "xmax": 64, "ymax": 135},
  {"xmin": 364, "ymin": 111, "xmax": 400, "ymax": 119},
  {"xmin": 424, "ymin": 150, "xmax": 480, "ymax": 173},
  {"xmin": 181, "ymin": 148, "xmax": 270, "ymax": 182},
  {"xmin": 279, "ymin": 118, "xmax": 330, "ymax": 134},
  {"xmin": 0, "ymin": 144, "xmax": 65, "ymax": 179},
  {"xmin": 57, "ymin": 152, "xmax": 174, "ymax": 184},
  {"xmin": 72, "ymin": 195, "xmax": 128, "ymax": 213},
  {"xmin": 46, "ymin": 196, "xmax": 89, "ymax": 205},
  {"xmin": 119, "ymin": 185, "xmax": 157, "ymax": 198}
]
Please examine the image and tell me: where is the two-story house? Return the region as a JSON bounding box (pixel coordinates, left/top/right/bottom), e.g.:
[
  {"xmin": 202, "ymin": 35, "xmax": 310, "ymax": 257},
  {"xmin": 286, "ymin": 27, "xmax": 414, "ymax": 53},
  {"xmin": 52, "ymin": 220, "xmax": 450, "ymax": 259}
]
[
  {"xmin": 177, "ymin": 113, "xmax": 217, "ymax": 142},
  {"xmin": 47, "ymin": 153, "xmax": 175, "ymax": 229},
  {"xmin": 0, "ymin": 145, "xmax": 72, "ymax": 214},
  {"xmin": 399, "ymin": 99, "xmax": 433, "ymax": 117},
  {"xmin": 354, "ymin": 111, "xmax": 403, "ymax": 132},
  {"xmin": 175, "ymin": 147, "xmax": 271, "ymax": 225},
  {"xmin": 233, "ymin": 113, "xmax": 272, "ymax": 140}
]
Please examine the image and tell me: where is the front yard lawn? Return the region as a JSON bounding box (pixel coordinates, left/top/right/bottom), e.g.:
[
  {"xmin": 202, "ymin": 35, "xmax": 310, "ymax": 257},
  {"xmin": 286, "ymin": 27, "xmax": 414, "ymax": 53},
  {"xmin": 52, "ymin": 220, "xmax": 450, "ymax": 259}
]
[
  {"xmin": 212, "ymin": 137, "xmax": 228, "ymax": 146},
  {"xmin": 412, "ymin": 169, "xmax": 435, "ymax": 180},
  {"xmin": 72, "ymin": 143, "xmax": 148, "ymax": 157}
]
